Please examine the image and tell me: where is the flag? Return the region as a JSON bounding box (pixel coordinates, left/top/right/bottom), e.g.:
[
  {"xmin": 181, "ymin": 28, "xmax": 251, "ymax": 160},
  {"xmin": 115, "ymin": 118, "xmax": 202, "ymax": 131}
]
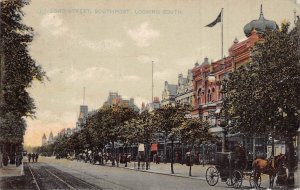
[{"xmin": 205, "ymin": 9, "xmax": 222, "ymax": 27}]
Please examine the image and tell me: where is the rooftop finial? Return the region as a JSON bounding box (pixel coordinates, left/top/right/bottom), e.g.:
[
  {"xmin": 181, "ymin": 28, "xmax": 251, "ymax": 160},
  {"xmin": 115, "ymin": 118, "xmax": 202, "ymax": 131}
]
[{"xmin": 260, "ymin": 4, "xmax": 264, "ymax": 18}]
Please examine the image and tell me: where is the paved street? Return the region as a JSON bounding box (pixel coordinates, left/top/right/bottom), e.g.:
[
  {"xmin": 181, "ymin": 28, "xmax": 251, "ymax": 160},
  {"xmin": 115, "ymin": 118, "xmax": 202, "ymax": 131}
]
[{"xmin": 1, "ymin": 156, "xmax": 272, "ymax": 190}]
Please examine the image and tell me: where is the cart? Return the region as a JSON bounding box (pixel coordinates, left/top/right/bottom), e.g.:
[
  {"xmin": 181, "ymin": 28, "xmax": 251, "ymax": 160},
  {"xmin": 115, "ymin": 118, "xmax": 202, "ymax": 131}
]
[{"xmin": 205, "ymin": 152, "xmax": 260, "ymax": 189}]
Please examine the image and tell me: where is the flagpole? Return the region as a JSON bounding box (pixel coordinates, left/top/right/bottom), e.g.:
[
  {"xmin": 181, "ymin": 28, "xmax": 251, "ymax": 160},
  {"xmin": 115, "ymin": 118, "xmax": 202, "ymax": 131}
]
[{"xmin": 221, "ymin": 8, "xmax": 224, "ymax": 64}]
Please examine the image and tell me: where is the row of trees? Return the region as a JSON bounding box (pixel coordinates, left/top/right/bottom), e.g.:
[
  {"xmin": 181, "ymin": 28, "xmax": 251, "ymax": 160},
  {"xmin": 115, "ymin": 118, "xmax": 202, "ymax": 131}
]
[
  {"xmin": 39, "ymin": 104, "xmax": 212, "ymax": 176},
  {"xmin": 0, "ymin": 0, "xmax": 45, "ymax": 166}
]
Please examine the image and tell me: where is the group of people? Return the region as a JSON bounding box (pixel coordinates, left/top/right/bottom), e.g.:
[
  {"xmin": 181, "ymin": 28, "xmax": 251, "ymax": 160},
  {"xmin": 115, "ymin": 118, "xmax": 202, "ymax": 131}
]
[{"xmin": 28, "ymin": 153, "xmax": 39, "ymax": 163}]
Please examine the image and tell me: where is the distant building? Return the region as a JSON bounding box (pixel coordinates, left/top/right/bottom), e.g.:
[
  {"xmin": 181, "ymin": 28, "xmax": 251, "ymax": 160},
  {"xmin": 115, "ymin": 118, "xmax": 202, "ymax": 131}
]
[
  {"xmin": 140, "ymin": 97, "xmax": 161, "ymax": 113},
  {"xmin": 161, "ymin": 81, "xmax": 177, "ymax": 106},
  {"xmin": 47, "ymin": 131, "xmax": 54, "ymax": 144},
  {"xmin": 42, "ymin": 133, "xmax": 47, "ymax": 146},
  {"xmin": 103, "ymin": 92, "xmax": 140, "ymax": 112},
  {"xmin": 76, "ymin": 104, "xmax": 89, "ymax": 131}
]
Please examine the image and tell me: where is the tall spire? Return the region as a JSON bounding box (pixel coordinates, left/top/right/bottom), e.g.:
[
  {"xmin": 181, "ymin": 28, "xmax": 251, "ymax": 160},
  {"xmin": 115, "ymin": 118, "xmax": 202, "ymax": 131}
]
[
  {"xmin": 259, "ymin": 4, "xmax": 264, "ymax": 18},
  {"xmin": 83, "ymin": 87, "xmax": 85, "ymax": 105}
]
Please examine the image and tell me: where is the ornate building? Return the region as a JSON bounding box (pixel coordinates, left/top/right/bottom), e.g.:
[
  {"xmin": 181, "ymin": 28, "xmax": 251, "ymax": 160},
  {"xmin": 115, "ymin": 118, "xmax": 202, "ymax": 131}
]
[
  {"xmin": 192, "ymin": 5, "xmax": 277, "ymax": 123},
  {"xmin": 191, "ymin": 6, "xmax": 278, "ymax": 155},
  {"xmin": 175, "ymin": 70, "xmax": 195, "ymax": 107}
]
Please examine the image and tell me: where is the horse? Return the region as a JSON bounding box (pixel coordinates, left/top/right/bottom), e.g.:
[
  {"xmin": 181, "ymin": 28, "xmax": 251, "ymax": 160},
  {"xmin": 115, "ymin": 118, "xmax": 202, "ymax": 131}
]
[{"xmin": 252, "ymin": 154, "xmax": 287, "ymax": 188}]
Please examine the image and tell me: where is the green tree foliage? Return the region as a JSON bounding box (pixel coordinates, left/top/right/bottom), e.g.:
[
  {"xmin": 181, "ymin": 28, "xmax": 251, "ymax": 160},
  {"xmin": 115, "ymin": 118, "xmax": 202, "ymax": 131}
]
[
  {"xmin": 154, "ymin": 104, "xmax": 189, "ymax": 174},
  {"xmin": 0, "ymin": 113, "xmax": 26, "ymax": 144},
  {"xmin": 223, "ymin": 22, "xmax": 300, "ymax": 186},
  {"xmin": 0, "ymin": 0, "xmax": 46, "ymax": 157},
  {"xmin": 99, "ymin": 105, "xmax": 138, "ymax": 166},
  {"xmin": 127, "ymin": 111, "xmax": 156, "ymax": 169},
  {"xmin": 176, "ymin": 118, "xmax": 211, "ymax": 176}
]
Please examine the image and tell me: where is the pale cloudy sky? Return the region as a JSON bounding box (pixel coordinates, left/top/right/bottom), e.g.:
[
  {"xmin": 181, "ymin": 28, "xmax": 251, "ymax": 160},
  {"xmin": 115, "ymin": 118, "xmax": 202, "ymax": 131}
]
[{"xmin": 22, "ymin": 0, "xmax": 300, "ymax": 146}]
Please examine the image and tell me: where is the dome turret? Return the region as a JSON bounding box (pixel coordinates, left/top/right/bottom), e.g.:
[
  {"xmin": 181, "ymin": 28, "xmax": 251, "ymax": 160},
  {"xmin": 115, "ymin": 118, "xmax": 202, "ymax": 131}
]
[{"xmin": 243, "ymin": 5, "xmax": 278, "ymax": 37}]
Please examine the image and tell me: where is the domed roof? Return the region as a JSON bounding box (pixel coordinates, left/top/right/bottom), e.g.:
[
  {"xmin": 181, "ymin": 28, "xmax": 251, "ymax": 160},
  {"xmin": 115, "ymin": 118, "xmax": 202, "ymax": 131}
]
[{"xmin": 243, "ymin": 5, "xmax": 278, "ymax": 37}]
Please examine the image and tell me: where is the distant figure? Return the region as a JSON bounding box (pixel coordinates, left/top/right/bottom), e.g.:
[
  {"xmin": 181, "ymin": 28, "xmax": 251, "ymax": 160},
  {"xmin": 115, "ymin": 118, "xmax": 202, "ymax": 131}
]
[
  {"xmin": 16, "ymin": 152, "xmax": 23, "ymax": 167},
  {"xmin": 156, "ymin": 154, "xmax": 160, "ymax": 164},
  {"xmin": 28, "ymin": 153, "xmax": 32, "ymax": 163},
  {"xmin": 153, "ymin": 154, "xmax": 156, "ymax": 163},
  {"xmin": 32, "ymin": 153, "xmax": 36, "ymax": 163},
  {"xmin": 234, "ymin": 143, "xmax": 247, "ymax": 170},
  {"xmin": 35, "ymin": 153, "xmax": 39, "ymax": 162}
]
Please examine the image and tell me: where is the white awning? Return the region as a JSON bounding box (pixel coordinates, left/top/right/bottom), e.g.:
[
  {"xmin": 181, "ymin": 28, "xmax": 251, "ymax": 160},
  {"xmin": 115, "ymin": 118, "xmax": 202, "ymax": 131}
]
[{"xmin": 208, "ymin": 126, "xmax": 224, "ymax": 133}]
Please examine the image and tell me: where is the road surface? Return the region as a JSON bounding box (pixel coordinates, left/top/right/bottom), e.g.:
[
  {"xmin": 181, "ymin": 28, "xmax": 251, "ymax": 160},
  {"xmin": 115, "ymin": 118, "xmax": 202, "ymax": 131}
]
[{"xmin": 0, "ymin": 159, "xmax": 263, "ymax": 190}]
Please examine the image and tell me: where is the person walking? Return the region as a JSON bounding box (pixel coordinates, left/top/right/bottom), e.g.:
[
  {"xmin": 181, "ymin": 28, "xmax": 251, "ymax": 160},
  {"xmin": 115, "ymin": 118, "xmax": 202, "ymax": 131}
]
[
  {"xmin": 32, "ymin": 153, "xmax": 36, "ymax": 163},
  {"xmin": 35, "ymin": 153, "xmax": 39, "ymax": 162},
  {"xmin": 28, "ymin": 153, "xmax": 32, "ymax": 163}
]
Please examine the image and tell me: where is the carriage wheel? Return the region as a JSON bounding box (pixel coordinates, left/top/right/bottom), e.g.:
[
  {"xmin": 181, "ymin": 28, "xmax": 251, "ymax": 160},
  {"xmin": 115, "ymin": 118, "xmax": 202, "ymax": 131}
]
[
  {"xmin": 249, "ymin": 173, "xmax": 261, "ymax": 188},
  {"xmin": 226, "ymin": 177, "xmax": 234, "ymax": 186},
  {"xmin": 232, "ymin": 170, "xmax": 243, "ymax": 189},
  {"xmin": 205, "ymin": 166, "xmax": 219, "ymax": 186}
]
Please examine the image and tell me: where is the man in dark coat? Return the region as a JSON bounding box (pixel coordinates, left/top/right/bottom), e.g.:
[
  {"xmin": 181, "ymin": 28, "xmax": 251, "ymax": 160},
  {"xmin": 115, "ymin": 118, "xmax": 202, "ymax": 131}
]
[
  {"xmin": 35, "ymin": 153, "xmax": 39, "ymax": 162},
  {"xmin": 234, "ymin": 143, "xmax": 247, "ymax": 170},
  {"xmin": 28, "ymin": 153, "xmax": 32, "ymax": 163},
  {"xmin": 32, "ymin": 153, "xmax": 36, "ymax": 163}
]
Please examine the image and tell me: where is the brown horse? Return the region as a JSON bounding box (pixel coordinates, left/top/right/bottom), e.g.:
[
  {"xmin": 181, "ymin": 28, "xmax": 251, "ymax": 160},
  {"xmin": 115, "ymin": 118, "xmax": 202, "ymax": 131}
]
[{"xmin": 252, "ymin": 154, "xmax": 287, "ymax": 188}]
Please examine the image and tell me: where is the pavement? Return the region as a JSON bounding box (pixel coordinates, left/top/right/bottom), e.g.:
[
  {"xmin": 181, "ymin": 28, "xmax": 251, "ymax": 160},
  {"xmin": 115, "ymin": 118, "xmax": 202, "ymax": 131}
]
[{"xmin": 0, "ymin": 158, "xmax": 24, "ymax": 177}]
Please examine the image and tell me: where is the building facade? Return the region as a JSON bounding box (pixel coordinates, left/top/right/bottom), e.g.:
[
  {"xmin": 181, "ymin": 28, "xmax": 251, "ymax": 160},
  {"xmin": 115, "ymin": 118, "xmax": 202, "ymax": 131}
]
[
  {"xmin": 191, "ymin": 7, "xmax": 277, "ymax": 156},
  {"xmin": 175, "ymin": 70, "xmax": 195, "ymax": 107},
  {"xmin": 161, "ymin": 81, "xmax": 177, "ymax": 106},
  {"xmin": 141, "ymin": 97, "xmax": 160, "ymax": 113},
  {"xmin": 103, "ymin": 92, "xmax": 140, "ymax": 112}
]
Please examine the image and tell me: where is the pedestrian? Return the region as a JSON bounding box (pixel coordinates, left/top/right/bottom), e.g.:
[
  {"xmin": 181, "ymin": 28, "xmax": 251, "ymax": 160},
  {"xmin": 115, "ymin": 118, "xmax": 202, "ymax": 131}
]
[
  {"xmin": 35, "ymin": 153, "xmax": 39, "ymax": 162},
  {"xmin": 28, "ymin": 153, "xmax": 32, "ymax": 163},
  {"xmin": 156, "ymin": 153, "xmax": 160, "ymax": 164},
  {"xmin": 234, "ymin": 143, "xmax": 247, "ymax": 170},
  {"xmin": 32, "ymin": 153, "xmax": 36, "ymax": 163}
]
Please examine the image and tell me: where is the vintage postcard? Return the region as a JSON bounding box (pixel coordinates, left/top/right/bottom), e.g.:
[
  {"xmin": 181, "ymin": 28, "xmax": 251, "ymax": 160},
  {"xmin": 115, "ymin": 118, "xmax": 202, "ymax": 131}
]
[{"xmin": 0, "ymin": 0, "xmax": 299, "ymax": 189}]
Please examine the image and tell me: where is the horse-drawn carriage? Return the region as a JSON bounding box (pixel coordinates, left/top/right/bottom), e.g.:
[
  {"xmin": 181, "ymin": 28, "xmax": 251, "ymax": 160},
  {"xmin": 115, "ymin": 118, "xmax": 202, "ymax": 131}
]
[{"xmin": 205, "ymin": 152, "xmax": 260, "ymax": 189}]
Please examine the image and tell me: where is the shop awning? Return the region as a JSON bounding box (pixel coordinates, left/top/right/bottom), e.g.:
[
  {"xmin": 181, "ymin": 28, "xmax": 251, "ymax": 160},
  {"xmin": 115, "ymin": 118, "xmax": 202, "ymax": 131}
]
[
  {"xmin": 138, "ymin": 143, "xmax": 145, "ymax": 152},
  {"xmin": 151, "ymin": 144, "xmax": 158, "ymax": 151}
]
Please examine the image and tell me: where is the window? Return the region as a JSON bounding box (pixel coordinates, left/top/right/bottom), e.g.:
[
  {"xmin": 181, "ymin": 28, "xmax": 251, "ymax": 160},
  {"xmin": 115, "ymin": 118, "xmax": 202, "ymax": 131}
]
[
  {"xmin": 207, "ymin": 89, "xmax": 211, "ymax": 103},
  {"xmin": 197, "ymin": 88, "xmax": 202, "ymax": 104}
]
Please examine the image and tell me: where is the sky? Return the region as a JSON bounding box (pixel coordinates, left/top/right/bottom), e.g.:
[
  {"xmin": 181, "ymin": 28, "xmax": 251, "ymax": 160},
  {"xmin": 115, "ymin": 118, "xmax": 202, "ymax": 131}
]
[{"xmin": 22, "ymin": 0, "xmax": 300, "ymax": 146}]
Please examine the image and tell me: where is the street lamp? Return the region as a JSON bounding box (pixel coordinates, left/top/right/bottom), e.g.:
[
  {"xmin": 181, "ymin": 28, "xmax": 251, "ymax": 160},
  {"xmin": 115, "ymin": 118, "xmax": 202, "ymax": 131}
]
[{"xmin": 208, "ymin": 63, "xmax": 216, "ymax": 83}]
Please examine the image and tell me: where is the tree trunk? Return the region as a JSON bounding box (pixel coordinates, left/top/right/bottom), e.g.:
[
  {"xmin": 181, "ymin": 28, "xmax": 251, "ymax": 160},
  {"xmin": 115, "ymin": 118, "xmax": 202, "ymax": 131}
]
[
  {"xmin": 189, "ymin": 144, "xmax": 194, "ymax": 176},
  {"xmin": 171, "ymin": 140, "xmax": 174, "ymax": 174},
  {"xmin": 112, "ymin": 141, "xmax": 115, "ymax": 166},
  {"xmin": 164, "ymin": 134, "xmax": 167, "ymax": 163},
  {"xmin": 286, "ymin": 135, "xmax": 295, "ymax": 187},
  {"xmin": 101, "ymin": 148, "xmax": 104, "ymax": 165},
  {"xmin": 0, "ymin": 143, "xmax": 3, "ymax": 168},
  {"xmin": 146, "ymin": 143, "xmax": 149, "ymax": 170},
  {"xmin": 124, "ymin": 144, "xmax": 128, "ymax": 167}
]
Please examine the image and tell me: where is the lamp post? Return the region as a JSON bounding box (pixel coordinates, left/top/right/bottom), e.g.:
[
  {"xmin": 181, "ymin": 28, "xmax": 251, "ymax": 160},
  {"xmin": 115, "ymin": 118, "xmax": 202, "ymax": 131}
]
[{"xmin": 207, "ymin": 64, "xmax": 227, "ymax": 152}]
